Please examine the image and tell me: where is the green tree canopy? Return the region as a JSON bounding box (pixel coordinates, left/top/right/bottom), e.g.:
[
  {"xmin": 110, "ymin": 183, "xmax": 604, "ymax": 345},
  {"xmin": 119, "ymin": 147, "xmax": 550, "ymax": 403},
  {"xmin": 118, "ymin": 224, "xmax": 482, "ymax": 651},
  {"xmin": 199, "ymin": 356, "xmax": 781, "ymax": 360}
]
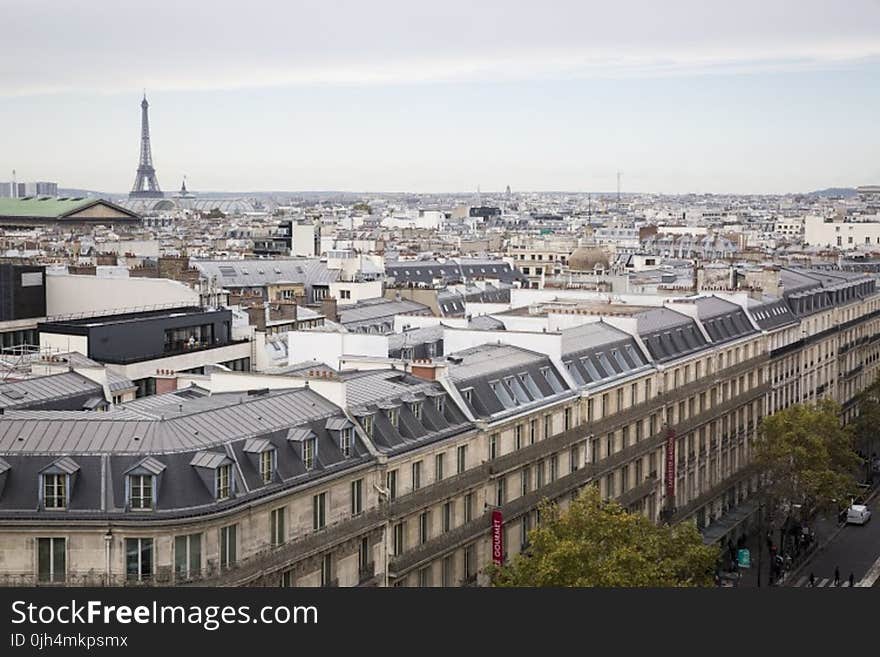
[
  {"xmin": 851, "ymin": 374, "xmax": 880, "ymax": 462},
  {"xmin": 491, "ymin": 486, "xmax": 718, "ymax": 587},
  {"xmin": 754, "ymin": 400, "xmax": 860, "ymax": 517}
]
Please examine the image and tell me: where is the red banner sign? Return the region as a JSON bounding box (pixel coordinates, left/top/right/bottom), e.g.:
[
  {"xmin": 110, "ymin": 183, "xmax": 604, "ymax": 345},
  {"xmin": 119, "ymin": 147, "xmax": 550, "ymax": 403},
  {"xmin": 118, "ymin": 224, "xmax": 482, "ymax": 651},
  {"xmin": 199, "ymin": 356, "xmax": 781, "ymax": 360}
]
[
  {"xmin": 665, "ymin": 427, "xmax": 676, "ymax": 503},
  {"xmin": 491, "ymin": 509, "xmax": 504, "ymax": 565}
]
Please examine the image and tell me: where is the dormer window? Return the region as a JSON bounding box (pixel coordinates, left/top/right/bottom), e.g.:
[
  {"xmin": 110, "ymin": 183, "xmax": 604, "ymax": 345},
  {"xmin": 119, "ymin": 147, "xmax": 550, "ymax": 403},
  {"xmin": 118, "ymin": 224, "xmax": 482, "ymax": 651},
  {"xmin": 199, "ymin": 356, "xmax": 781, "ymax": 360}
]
[
  {"xmin": 129, "ymin": 475, "xmax": 154, "ymax": 510},
  {"xmin": 388, "ymin": 408, "xmax": 399, "ymax": 428},
  {"xmin": 44, "ymin": 474, "xmax": 67, "ymax": 510},
  {"xmin": 39, "ymin": 457, "xmax": 79, "ymax": 511},
  {"xmin": 340, "ymin": 427, "xmax": 353, "ymax": 458},
  {"xmin": 216, "ymin": 464, "xmax": 232, "ymax": 500},
  {"xmin": 411, "ymin": 402, "xmax": 422, "ymax": 421},
  {"xmin": 124, "ymin": 457, "xmax": 165, "ymax": 511},
  {"xmin": 260, "ymin": 450, "xmax": 275, "ymax": 484},
  {"xmin": 362, "ymin": 415, "xmax": 374, "ymax": 437},
  {"xmin": 244, "ymin": 438, "xmax": 276, "ymax": 485},
  {"xmin": 435, "ymin": 394, "xmax": 445, "ymax": 414},
  {"xmin": 303, "ymin": 437, "xmax": 317, "ymax": 470}
]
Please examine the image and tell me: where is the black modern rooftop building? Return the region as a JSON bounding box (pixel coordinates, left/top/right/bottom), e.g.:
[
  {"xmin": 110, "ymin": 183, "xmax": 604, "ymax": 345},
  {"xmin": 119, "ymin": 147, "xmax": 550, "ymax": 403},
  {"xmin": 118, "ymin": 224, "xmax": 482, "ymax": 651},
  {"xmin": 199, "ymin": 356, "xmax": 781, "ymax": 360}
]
[
  {"xmin": 0, "ymin": 262, "xmax": 46, "ymax": 351},
  {"xmin": 39, "ymin": 307, "xmax": 233, "ymax": 364},
  {"xmin": 0, "ymin": 263, "xmax": 45, "ymax": 323},
  {"xmin": 37, "ymin": 307, "xmax": 251, "ymax": 397}
]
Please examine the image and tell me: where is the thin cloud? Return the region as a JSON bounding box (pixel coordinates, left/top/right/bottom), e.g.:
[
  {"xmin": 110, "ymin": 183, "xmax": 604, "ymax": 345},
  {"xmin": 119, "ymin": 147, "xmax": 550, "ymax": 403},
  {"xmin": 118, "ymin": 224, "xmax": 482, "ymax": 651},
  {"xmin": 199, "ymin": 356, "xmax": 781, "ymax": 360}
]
[
  {"xmin": 1, "ymin": 0, "xmax": 879, "ymax": 96},
  {"xmin": 4, "ymin": 44, "xmax": 880, "ymax": 98}
]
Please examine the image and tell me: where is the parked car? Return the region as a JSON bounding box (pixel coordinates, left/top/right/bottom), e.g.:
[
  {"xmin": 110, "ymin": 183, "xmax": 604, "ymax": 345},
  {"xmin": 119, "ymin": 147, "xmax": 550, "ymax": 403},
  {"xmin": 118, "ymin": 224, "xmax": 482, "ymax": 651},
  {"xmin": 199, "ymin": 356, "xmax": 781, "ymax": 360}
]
[{"xmin": 846, "ymin": 504, "xmax": 872, "ymax": 525}]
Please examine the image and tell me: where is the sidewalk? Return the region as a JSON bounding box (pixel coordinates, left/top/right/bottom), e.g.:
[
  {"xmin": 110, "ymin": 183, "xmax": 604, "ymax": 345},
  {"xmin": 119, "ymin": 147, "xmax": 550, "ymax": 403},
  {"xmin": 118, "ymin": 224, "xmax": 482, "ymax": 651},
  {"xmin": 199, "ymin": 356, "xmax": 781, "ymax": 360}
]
[
  {"xmin": 726, "ymin": 480, "xmax": 880, "ymax": 587},
  {"xmin": 724, "ymin": 512, "xmax": 840, "ymax": 587}
]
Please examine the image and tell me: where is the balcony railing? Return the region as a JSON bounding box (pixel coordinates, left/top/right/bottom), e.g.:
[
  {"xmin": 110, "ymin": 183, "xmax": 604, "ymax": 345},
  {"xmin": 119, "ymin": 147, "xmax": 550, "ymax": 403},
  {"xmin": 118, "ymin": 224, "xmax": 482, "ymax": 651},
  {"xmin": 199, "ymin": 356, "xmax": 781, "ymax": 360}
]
[
  {"xmin": 617, "ymin": 476, "xmax": 658, "ymax": 508},
  {"xmin": 669, "ymin": 465, "xmax": 757, "ymax": 523},
  {"xmin": 0, "ymin": 573, "xmax": 173, "ymax": 587},
  {"xmin": 358, "ymin": 562, "xmax": 376, "ymax": 585},
  {"xmin": 96, "ymin": 338, "xmax": 251, "ymax": 365},
  {"xmin": 186, "ymin": 508, "xmax": 386, "ymax": 586}
]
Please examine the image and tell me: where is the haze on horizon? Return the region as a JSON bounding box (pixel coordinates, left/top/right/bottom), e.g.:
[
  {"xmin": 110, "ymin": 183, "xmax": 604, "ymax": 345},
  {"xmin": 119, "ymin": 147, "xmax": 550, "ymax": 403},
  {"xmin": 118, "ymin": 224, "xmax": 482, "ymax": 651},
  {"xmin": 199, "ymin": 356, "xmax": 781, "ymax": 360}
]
[{"xmin": 1, "ymin": 0, "xmax": 879, "ymax": 196}]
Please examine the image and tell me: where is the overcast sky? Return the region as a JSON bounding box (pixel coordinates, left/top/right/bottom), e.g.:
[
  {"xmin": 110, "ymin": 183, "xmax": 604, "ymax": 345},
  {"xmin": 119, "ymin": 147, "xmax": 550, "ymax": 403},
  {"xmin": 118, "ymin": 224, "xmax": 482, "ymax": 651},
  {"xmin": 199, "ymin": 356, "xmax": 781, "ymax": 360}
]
[{"xmin": 2, "ymin": 0, "xmax": 879, "ymax": 194}]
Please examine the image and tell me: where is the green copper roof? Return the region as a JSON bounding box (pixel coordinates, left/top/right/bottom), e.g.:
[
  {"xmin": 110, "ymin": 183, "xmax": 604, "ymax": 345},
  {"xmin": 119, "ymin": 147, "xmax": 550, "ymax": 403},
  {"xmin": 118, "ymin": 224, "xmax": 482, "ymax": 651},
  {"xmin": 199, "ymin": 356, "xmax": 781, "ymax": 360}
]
[{"xmin": 0, "ymin": 196, "xmax": 135, "ymax": 219}]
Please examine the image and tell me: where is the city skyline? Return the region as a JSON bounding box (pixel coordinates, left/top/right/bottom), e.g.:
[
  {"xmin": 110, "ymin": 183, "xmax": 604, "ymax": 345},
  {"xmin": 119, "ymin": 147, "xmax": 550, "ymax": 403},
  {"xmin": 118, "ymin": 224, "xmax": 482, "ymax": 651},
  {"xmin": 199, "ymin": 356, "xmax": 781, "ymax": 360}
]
[{"xmin": 1, "ymin": 1, "xmax": 879, "ymax": 194}]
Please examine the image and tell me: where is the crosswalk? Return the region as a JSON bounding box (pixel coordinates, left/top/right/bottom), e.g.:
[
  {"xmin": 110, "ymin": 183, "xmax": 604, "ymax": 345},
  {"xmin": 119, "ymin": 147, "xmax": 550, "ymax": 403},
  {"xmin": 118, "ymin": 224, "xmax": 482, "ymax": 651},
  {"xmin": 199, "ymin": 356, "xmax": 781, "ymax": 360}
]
[{"xmin": 792, "ymin": 575, "xmax": 856, "ymax": 587}]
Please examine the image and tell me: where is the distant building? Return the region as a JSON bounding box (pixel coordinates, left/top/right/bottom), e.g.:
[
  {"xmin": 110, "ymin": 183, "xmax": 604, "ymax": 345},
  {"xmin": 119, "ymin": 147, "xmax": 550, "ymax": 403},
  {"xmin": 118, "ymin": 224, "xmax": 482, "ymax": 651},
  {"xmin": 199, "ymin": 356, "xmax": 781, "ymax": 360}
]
[
  {"xmin": 253, "ymin": 220, "xmax": 292, "ymax": 257},
  {"xmin": 856, "ymin": 185, "xmax": 880, "ymax": 211},
  {"xmin": 804, "ymin": 214, "xmax": 880, "ymax": 250},
  {"xmin": 469, "ymin": 206, "xmax": 502, "ymax": 220},
  {"xmin": 0, "ymin": 197, "xmax": 140, "ymax": 228},
  {"xmin": 0, "ymin": 181, "xmax": 58, "ymax": 198},
  {"xmin": 292, "ymin": 221, "xmax": 321, "ymax": 257}
]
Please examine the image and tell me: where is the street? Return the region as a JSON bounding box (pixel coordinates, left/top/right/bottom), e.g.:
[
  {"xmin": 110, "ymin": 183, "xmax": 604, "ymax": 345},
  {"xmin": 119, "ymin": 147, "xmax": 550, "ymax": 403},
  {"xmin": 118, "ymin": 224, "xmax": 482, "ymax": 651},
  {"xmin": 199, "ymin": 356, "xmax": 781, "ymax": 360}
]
[{"xmin": 786, "ymin": 493, "xmax": 880, "ymax": 587}]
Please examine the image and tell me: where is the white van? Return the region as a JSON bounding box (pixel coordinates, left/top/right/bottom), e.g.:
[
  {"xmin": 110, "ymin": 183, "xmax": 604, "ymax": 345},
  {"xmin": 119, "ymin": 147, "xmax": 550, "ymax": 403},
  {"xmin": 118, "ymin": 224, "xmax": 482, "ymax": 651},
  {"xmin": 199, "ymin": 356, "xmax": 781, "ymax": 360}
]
[{"xmin": 846, "ymin": 504, "xmax": 872, "ymax": 525}]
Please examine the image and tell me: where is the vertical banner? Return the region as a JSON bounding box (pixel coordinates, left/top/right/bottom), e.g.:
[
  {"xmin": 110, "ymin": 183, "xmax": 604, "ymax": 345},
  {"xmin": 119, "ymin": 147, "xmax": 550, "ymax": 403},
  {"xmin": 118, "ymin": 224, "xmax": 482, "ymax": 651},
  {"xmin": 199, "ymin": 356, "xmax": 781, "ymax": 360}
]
[
  {"xmin": 491, "ymin": 509, "xmax": 504, "ymax": 565},
  {"xmin": 665, "ymin": 427, "xmax": 675, "ymax": 505}
]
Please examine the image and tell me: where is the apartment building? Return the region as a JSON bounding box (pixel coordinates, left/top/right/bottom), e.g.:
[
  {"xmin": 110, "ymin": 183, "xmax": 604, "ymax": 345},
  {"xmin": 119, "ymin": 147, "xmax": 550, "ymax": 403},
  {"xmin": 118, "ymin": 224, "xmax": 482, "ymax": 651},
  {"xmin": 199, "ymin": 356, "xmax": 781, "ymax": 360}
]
[{"xmin": 1, "ymin": 266, "xmax": 878, "ymax": 587}]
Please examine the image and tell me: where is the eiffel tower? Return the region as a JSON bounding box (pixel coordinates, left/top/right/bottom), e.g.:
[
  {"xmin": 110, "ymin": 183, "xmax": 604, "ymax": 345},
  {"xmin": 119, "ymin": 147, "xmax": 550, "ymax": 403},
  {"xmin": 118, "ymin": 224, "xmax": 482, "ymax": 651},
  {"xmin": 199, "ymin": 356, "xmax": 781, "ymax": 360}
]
[{"xmin": 129, "ymin": 93, "xmax": 164, "ymax": 198}]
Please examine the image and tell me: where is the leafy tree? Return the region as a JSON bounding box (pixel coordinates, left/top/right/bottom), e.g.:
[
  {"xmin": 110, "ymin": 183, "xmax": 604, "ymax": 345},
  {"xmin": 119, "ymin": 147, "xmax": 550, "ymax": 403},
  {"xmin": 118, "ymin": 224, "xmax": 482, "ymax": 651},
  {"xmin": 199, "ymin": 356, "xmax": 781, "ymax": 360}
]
[
  {"xmin": 754, "ymin": 400, "xmax": 860, "ymax": 520},
  {"xmin": 352, "ymin": 202, "xmax": 373, "ymax": 215},
  {"xmin": 490, "ymin": 486, "xmax": 718, "ymax": 587},
  {"xmin": 204, "ymin": 207, "xmax": 226, "ymax": 219},
  {"xmin": 851, "ymin": 374, "xmax": 880, "ymax": 475}
]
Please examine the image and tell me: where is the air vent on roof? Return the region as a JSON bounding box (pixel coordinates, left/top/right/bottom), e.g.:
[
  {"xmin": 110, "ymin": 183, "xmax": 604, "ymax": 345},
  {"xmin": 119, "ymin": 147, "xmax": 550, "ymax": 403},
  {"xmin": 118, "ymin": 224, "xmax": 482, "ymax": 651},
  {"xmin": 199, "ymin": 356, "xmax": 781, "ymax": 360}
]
[
  {"xmin": 2, "ymin": 390, "xmax": 26, "ymax": 400},
  {"xmin": 247, "ymin": 388, "xmax": 270, "ymax": 396}
]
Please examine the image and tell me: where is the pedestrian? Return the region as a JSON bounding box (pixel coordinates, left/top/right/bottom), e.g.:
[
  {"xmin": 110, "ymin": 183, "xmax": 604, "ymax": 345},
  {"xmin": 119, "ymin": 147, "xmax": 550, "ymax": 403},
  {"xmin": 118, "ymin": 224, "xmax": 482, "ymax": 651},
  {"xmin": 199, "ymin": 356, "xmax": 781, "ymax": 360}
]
[
  {"xmin": 834, "ymin": 566, "xmax": 840, "ymax": 586},
  {"xmin": 849, "ymin": 573, "xmax": 855, "ymax": 587},
  {"xmin": 809, "ymin": 572, "xmax": 815, "ymax": 587}
]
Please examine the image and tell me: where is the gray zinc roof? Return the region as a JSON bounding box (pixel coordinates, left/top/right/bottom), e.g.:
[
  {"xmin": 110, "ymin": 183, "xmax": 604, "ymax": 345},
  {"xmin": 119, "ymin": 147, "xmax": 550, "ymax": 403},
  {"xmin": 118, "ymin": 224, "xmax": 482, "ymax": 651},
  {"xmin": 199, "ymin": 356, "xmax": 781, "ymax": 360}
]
[
  {"xmin": 193, "ymin": 259, "xmax": 338, "ymax": 287},
  {"xmin": 561, "ymin": 321, "xmax": 651, "ymax": 388},
  {"xmin": 635, "ymin": 307, "xmax": 709, "ymax": 363},
  {"xmin": 0, "ymin": 387, "xmax": 340, "ymax": 455},
  {"xmin": 0, "ymin": 371, "xmax": 104, "ymax": 411}
]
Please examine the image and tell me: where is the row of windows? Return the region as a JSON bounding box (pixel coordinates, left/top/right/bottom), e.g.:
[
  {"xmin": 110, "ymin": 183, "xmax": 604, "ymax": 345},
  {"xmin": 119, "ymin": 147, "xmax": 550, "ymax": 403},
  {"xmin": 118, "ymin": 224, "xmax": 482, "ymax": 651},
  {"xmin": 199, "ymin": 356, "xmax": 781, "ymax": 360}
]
[
  {"xmin": 36, "ymin": 533, "xmax": 208, "ymax": 583},
  {"xmin": 384, "ymin": 445, "xmax": 468, "ymax": 500}
]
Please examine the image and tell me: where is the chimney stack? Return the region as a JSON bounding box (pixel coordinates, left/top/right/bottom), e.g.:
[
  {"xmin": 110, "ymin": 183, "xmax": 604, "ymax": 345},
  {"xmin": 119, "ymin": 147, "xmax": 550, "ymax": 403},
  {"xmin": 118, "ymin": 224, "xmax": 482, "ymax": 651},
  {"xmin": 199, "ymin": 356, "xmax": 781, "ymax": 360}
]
[{"xmin": 321, "ymin": 296, "xmax": 339, "ymax": 323}]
